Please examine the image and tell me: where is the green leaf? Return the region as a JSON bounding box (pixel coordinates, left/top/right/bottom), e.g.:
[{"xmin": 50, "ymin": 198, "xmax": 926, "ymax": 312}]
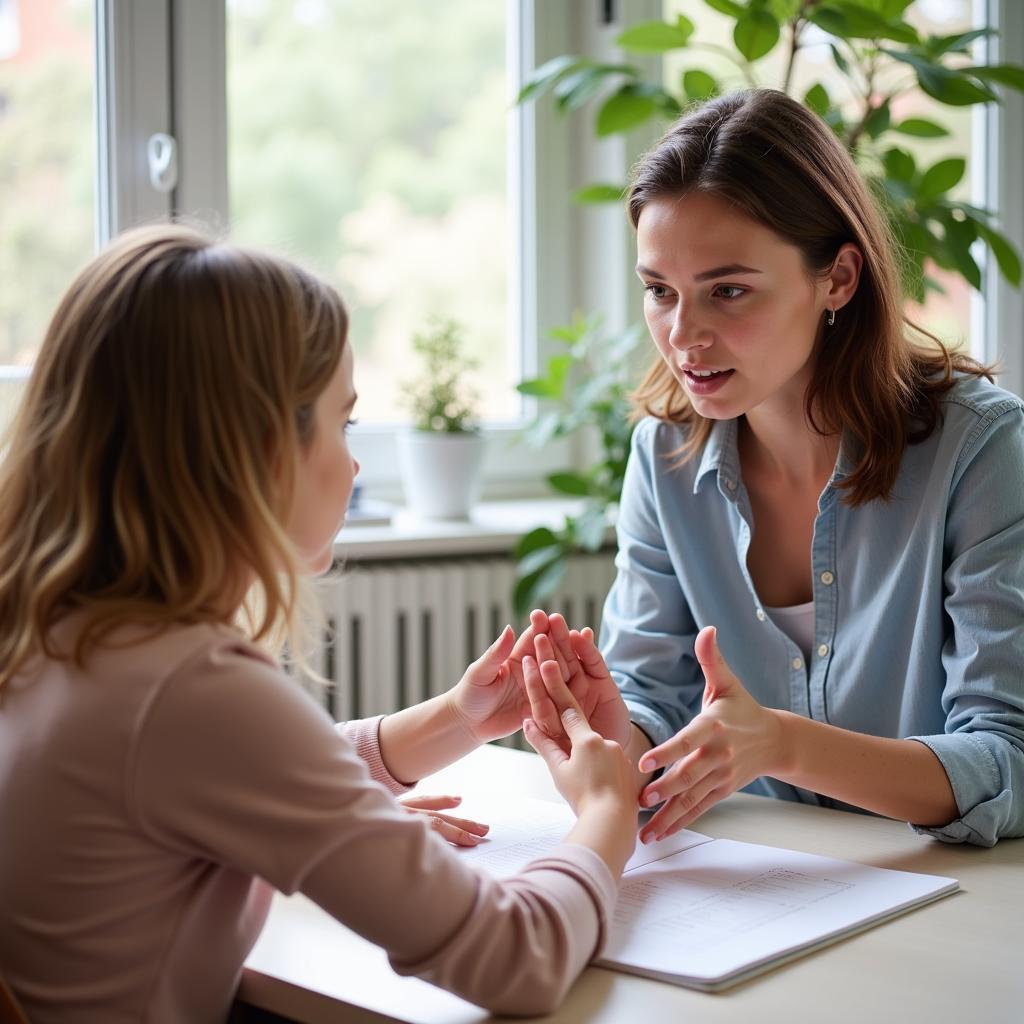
[
  {"xmin": 968, "ymin": 64, "xmax": 1024, "ymax": 91},
  {"xmin": 516, "ymin": 544, "xmax": 563, "ymax": 578},
  {"xmin": 892, "ymin": 117, "xmax": 949, "ymax": 138},
  {"xmin": 513, "ymin": 558, "xmax": 566, "ymax": 616},
  {"xmin": 595, "ymin": 84, "xmax": 659, "ymax": 136},
  {"xmin": 829, "ymin": 42, "xmax": 850, "ymax": 75},
  {"xmin": 547, "ymin": 472, "xmax": 593, "ymax": 497},
  {"xmin": 975, "ymin": 222, "xmax": 1023, "ymax": 287},
  {"xmin": 513, "ymin": 526, "xmax": 558, "ymax": 559},
  {"xmin": 939, "ymin": 214, "xmax": 982, "ymax": 290},
  {"xmin": 883, "ymin": 146, "xmax": 916, "ymax": 183},
  {"xmin": 883, "ymin": 50, "xmax": 997, "ymax": 106},
  {"xmin": 925, "ymin": 28, "xmax": 994, "ymax": 56},
  {"xmin": 703, "ymin": 0, "xmax": 745, "ymax": 17},
  {"xmin": 809, "ymin": 5, "xmax": 916, "ymax": 44},
  {"xmin": 553, "ymin": 66, "xmax": 610, "ymax": 113},
  {"xmin": 683, "ymin": 69, "xmax": 720, "ymax": 102},
  {"xmin": 573, "ymin": 182, "xmax": 626, "ymax": 204},
  {"xmin": 918, "ymin": 157, "xmax": 966, "ymax": 202},
  {"xmin": 616, "ymin": 18, "xmax": 694, "ymax": 53},
  {"xmin": 804, "ymin": 83, "xmax": 830, "ymax": 117},
  {"xmin": 517, "ymin": 54, "xmax": 586, "ymax": 104},
  {"xmin": 863, "ymin": 101, "xmax": 891, "ymax": 139},
  {"xmin": 734, "ymin": 9, "xmax": 780, "ymax": 62}
]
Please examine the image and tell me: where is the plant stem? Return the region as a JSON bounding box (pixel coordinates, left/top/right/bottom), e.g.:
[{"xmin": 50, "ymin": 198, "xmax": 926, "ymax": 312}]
[{"xmin": 781, "ymin": 18, "xmax": 804, "ymax": 96}]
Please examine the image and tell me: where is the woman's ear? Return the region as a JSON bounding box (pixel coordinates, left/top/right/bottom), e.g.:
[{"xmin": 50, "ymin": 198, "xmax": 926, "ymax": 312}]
[{"xmin": 826, "ymin": 243, "xmax": 862, "ymax": 312}]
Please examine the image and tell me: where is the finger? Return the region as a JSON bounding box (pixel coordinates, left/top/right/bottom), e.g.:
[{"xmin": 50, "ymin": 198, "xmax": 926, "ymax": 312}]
[
  {"xmin": 400, "ymin": 794, "xmax": 462, "ymax": 812},
  {"xmin": 639, "ymin": 746, "xmax": 715, "ymax": 809},
  {"xmin": 544, "ymin": 613, "xmax": 577, "ymax": 682},
  {"xmin": 523, "ymin": 655, "xmax": 563, "ymax": 738},
  {"xmin": 638, "ymin": 717, "xmax": 717, "ymax": 774},
  {"xmin": 506, "ymin": 610, "xmax": 549, "ymax": 687},
  {"xmin": 534, "ymin": 647, "xmax": 586, "ymax": 719},
  {"xmin": 464, "ymin": 625, "xmax": 516, "ymax": 685},
  {"xmin": 429, "ymin": 811, "xmax": 489, "ymax": 836},
  {"xmin": 570, "ymin": 627, "xmax": 610, "ymax": 677},
  {"xmin": 651, "ymin": 786, "xmax": 729, "ymax": 842},
  {"xmin": 427, "ymin": 814, "xmax": 486, "ymax": 847},
  {"xmin": 640, "ymin": 772, "xmax": 722, "ymax": 843},
  {"xmin": 694, "ymin": 625, "xmax": 734, "ymax": 700},
  {"xmin": 523, "ymin": 717, "xmax": 570, "ymax": 766}
]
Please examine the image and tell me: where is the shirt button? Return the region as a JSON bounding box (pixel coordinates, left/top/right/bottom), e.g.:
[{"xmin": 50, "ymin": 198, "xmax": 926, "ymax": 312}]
[
  {"xmin": 756, "ymin": 608, "xmax": 766, "ymax": 621},
  {"xmin": 792, "ymin": 657, "xmax": 803, "ymax": 670},
  {"xmin": 820, "ymin": 571, "xmax": 834, "ymax": 585},
  {"xmin": 725, "ymin": 479, "xmax": 737, "ymax": 490},
  {"xmin": 817, "ymin": 643, "xmax": 830, "ymax": 658}
]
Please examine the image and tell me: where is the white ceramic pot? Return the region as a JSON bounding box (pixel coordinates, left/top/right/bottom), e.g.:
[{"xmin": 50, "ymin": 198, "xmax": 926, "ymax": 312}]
[{"xmin": 396, "ymin": 430, "xmax": 486, "ymax": 521}]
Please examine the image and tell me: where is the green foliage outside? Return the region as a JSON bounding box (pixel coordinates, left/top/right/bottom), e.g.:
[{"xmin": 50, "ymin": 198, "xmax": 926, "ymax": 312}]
[
  {"xmin": 512, "ymin": 0, "xmax": 1024, "ymax": 614},
  {"xmin": 401, "ymin": 318, "xmax": 480, "ymax": 433}
]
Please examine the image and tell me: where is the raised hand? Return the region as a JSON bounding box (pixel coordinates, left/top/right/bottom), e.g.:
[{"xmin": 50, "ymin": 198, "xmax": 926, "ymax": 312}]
[
  {"xmin": 637, "ymin": 626, "xmax": 784, "ymax": 843},
  {"xmin": 525, "ymin": 614, "xmax": 631, "ymax": 749},
  {"xmin": 398, "ymin": 793, "xmax": 490, "ymax": 847}
]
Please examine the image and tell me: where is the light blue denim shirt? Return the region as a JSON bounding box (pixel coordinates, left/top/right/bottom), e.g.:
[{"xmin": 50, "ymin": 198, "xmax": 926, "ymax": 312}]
[{"xmin": 601, "ymin": 376, "xmax": 1024, "ymax": 846}]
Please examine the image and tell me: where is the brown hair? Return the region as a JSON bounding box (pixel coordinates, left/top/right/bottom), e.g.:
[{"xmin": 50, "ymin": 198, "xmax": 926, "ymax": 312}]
[
  {"xmin": 0, "ymin": 224, "xmax": 348, "ymax": 690},
  {"xmin": 628, "ymin": 88, "xmax": 991, "ymax": 503}
]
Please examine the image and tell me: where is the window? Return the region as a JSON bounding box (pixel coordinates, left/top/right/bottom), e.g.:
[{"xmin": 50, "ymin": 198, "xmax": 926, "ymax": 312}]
[
  {"xmin": 227, "ymin": 0, "xmax": 514, "ymax": 425},
  {"xmin": 0, "ymin": 0, "xmax": 95, "ymax": 433}
]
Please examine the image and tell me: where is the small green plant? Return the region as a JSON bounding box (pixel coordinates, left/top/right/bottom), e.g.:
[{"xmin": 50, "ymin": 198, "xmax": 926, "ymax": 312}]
[
  {"xmin": 402, "ymin": 318, "xmax": 479, "ymax": 433},
  {"xmin": 512, "ymin": 314, "xmax": 645, "ymax": 615}
]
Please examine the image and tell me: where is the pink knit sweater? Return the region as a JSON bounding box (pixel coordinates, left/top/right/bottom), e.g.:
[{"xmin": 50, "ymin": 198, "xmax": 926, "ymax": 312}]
[{"xmin": 0, "ymin": 616, "xmax": 616, "ymax": 1021}]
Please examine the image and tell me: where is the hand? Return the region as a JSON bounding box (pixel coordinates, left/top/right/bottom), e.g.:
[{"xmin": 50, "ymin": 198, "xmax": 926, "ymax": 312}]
[
  {"xmin": 521, "ymin": 653, "xmax": 635, "ymax": 819},
  {"xmin": 398, "ymin": 793, "xmax": 490, "ymax": 847},
  {"xmin": 447, "ymin": 610, "xmax": 554, "ymax": 744},
  {"xmin": 525, "ymin": 614, "xmax": 631, "ymax": 749},
  {"xmin": 637, "ymin": 626, "xmax": 783, "ymax": 843}
]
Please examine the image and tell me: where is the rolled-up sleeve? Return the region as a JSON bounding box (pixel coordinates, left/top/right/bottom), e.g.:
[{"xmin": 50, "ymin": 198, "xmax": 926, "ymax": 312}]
[
  {"xmin": 601, "ymin": 419, "xmax": 703, "ymax": 748},
  {"xmin": 910, "ymin": 402, "xmax": 1024, "ymax": 845}
]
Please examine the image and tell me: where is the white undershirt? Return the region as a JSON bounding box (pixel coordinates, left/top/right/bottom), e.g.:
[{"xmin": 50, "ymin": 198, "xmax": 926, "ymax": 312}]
[{"xmin": 765, "ymin": 600, "xmax": 815, "ymax": 661}]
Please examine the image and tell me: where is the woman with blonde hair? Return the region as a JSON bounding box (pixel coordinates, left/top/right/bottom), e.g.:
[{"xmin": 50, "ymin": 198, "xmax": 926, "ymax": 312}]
[
  {"xmin": 0, "ymin": 225, "xmax": 638, "ymax": 1021},
  {"xmin": 527, "ymin": 88, "xmax": 1024, "ymax": 847}
]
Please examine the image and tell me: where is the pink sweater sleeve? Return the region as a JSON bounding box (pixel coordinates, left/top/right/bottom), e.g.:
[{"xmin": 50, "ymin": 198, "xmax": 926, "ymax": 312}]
[{"xmin": 133, "ymin": 639, "xmax": 617, "ymax": 1016}]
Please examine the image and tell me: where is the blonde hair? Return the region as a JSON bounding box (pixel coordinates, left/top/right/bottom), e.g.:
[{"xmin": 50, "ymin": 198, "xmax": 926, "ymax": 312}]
[
  {"xmin": 628, "ymin": 89, "xmax": 991, "ymax": 504},
  {"xmin": 0, "ymin": 224, "xmax": 348, "ymax": 690}
]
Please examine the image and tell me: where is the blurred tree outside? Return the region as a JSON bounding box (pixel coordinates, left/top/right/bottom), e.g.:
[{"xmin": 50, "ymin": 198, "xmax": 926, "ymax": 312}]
[
  {"xmin": 227, "ymin": 0, "xmax": 513, "ymax": 424},
  {"xmin": 0, "ymin": 0, "xmax": 94, "ymax": 432}
]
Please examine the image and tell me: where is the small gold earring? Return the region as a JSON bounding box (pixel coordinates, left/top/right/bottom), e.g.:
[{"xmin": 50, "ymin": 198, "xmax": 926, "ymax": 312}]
[{"xmin": 826, "ymin": 309, "xmax": 836, "ymax": 327}]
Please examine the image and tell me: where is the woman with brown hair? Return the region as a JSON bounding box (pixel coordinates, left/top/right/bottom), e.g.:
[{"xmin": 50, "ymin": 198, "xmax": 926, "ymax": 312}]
[
  {"xmin": 529, "ymin": 88, "xmax": 1024, "ymax": 848},
  {"xmin": 0, "ymin": 225, "xmax": 639, "ymax": 1021}
]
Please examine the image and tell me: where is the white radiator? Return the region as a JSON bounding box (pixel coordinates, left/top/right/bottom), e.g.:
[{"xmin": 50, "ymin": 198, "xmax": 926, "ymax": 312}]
[{"xmin": 307, "ymin": 553, "xmax": 616, "ymax": 723}]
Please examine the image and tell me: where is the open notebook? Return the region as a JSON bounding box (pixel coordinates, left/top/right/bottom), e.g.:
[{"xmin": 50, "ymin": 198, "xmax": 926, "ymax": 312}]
[{"xmin": 457, "ymin": 796, "xmax": 958, "ymax": 992}]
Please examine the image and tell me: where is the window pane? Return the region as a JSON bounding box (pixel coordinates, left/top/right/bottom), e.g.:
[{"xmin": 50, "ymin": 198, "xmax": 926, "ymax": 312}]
[
  {"xmin": 227, "ymin": 0, "xmax": 513, "ymax": 425},
  {"xmin": 0, "ymin": 0, "xmax": 95, "ymax": 429},
  {"xmin": 662, "ymin": 0, "xmax": 977, "ymax": 352}
]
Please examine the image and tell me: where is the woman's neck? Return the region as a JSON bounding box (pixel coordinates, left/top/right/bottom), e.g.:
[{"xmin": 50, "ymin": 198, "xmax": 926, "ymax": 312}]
[{"xmin": 739, "ymin": 399, "xmax": 840, "ymax": 489}]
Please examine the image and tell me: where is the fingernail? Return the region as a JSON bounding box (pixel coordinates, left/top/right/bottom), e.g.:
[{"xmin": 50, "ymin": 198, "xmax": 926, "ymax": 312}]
[
  {"xmin": 640, "ymin": 832, "xmax": 653, "ymax": 845},
  {"xmin": 644, "ymin": 791, "xmax": 660, "ymax": 807},
  {"xmin": 640, "ymin": 757, "xmax": 655, "ymax": 772}
]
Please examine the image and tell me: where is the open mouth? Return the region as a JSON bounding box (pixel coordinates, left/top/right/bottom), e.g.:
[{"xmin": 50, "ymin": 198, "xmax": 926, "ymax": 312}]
[{"xmin": 682, "ymin": 367, "xmax": 735, "ymax": 393}]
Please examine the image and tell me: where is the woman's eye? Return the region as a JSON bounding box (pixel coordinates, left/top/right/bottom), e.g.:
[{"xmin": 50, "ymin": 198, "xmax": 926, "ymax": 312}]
[
  {"xmin": 644, "ymin": 283, "xmax": 670, "ymax": 300},
  {"xmin": 714, "ymin": 285, "xmax": 746, "ymax": 300},
  {"xmin": 344, "ymin": 418, "xmax": 358, "ymax": 433}
]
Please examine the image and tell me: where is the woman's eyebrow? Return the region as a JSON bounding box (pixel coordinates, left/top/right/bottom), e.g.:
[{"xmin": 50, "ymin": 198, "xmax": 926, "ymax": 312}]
[{"xmin": 635, "ymin": 263, "xmax": 763, "ymax": 281}]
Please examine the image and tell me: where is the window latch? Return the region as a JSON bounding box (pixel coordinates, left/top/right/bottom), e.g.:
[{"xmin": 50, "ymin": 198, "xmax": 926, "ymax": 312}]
[{"xmin": 146, "ymin": 132, "xmax": 178, "ymax": 194}]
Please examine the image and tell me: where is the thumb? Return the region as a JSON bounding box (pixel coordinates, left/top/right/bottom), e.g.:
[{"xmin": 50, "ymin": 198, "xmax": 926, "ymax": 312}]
[
  {"xmin": 467, "ymin": 625, "xmax": 516, "ymax": 684},
  {"xmin": 694, "ymin": 625, "xmax": 734, "ymax": 701}
]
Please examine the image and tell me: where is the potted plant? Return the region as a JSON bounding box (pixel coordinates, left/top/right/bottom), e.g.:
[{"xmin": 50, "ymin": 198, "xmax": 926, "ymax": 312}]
[{"xmin": 397, "ymin": 317, "xmax": 485, "ymax": 521}]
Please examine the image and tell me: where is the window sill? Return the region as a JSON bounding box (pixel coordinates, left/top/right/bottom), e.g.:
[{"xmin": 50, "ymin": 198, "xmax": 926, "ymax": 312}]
[{"xmin": 334, "ymin": 498, "xmax": 614, "ymax": 561}]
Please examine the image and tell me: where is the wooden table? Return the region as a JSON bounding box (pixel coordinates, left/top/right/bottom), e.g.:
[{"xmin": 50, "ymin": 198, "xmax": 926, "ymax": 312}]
[{"xmin": 238, "ymin": 744, "xmax": 1022, "ymax": 1023}]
